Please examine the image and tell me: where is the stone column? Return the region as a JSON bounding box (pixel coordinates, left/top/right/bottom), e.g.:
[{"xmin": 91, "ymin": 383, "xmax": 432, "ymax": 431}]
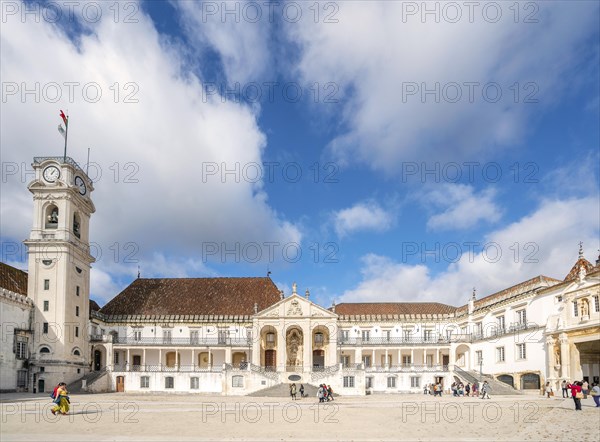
[
  {"xmin": 276, "ymin": 324, "xmax": 285, "ymax": 372},
  {"xmin": 225, "ymin": 347, "xmax": 232, "ymax": 364},
  {"xmin": 559, "ymin": 333, "xmax": 569, "ymax": 380},
  {"xmin": 303, "ymin": 324, "xmax": 311, "ymax": 372}
]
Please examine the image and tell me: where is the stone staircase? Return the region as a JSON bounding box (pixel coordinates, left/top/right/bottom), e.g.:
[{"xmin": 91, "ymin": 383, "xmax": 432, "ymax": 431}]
[
  {"xmin": 247, "ymin": 383, "xmax": 321, "ymax": 398},
  {"xmin": 67, "ymin": 368, "xmax": 108, "ymax": 393},
  {"xmin": 453, "ymin": 367, "xmax": 523, "ymax": 395}
]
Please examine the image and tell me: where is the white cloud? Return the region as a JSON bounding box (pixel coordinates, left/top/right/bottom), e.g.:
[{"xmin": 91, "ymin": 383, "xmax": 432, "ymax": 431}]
[
  {"xmin": 286, "ymin": 2, "xmax": 599, "ymax": 172},
  {"xmin": 341, "ymin": 196, "xmax": 599, "ymax": 306},
  {"xmin": 423, "ymin": 184, "xmax": 501, "ymax": 231},
  {"xmin": 333, "ymin": 201, "xmax": 393, "ymax": 237},
  {"xmin": 0, "ymin": 2, "xmax": 300, "ymax": 298}
]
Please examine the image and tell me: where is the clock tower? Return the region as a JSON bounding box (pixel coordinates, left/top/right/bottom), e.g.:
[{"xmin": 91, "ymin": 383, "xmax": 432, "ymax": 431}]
[{"xmin": 24, "ymin": 156, "xmax": 95, "ymax": 391}]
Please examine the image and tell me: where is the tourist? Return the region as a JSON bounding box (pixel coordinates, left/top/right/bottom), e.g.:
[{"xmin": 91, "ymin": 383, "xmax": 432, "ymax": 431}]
[
  {"xmin": 290, "ymin": 383, "xmax": 297, "ymax": 400},
  {"xmin": 299, "ymin": 384, "xmax": 305, "ymax": 398},
  {"xmin": 51, "ymin": 383, "xmax": 70, "ymax": 416},
  {"xmin": 545, "ymin": 382, "xmax": 553, "ymax": 398},
  {"xmin": 458, "ymin": 382, "xmax": 464, "ymax": 397},
  {"xmin": 423, "ymin": 384, "xmax": 429, "ymax": 395},
  {"xmin": 317, "ymin": 384, "xmax": 324, "ymax": 402},
  {"xmin": 451, "ymin": 382, "xmax": 457, "ymax": 397},
  {"xmin": 472, "ymin": 382, "xmax": 479, "ymax": 397},
  {"xmin": 562, "ymin": 380, "xmax": 569, "ymax": 398},
  {"xmin": 568, "ymin": 381, "xmax": 583, "ymax": 411},
  {"xmin": 582, "ymin": 380, "xmax": 589, "ymax": 399},
  {"xmin": 590, "ymin": 383, "xmax": 600, "ymax": 407},
  {"xmin": 327, "ymin": 385, "xmax": 334, "ymax": 401},
  {"xmin": 465, "ymin": 382, "xmax": 471, "ymax": 397},
  {"xmin": 481, "ymin": 381, "xmax": 491, "ymax": 399}
]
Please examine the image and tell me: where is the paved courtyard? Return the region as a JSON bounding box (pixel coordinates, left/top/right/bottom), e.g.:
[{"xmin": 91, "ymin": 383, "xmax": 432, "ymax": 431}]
[{"xmin": 1, "ymin": 392, "xmax": 599, "ymax": 441}]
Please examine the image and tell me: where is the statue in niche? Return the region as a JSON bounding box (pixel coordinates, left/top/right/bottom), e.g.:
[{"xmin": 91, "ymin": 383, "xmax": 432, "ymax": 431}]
[
  {"xmin": 286, "ymin": 329, "xmax": 303, "ymax": 366},
  {"xmin": 581, "ymin": 299, "xmax": 589, "ymax": 317},
  {"xmin": 554, "ymin": 345, "xmax": 561, "ymax": 366},
  {"xmin": 48, "ymin": 208, "xmax": 58, "ymax": 224}
]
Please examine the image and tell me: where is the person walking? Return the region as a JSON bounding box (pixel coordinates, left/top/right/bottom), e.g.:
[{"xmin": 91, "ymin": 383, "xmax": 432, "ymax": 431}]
[
  {"xmin": 582, "ymin": 380, "xmax": 589, "ymax": 399},
  {"xmin": 545, "ymin": 382, "xmax": 553, "ymax": 398},
  {"xmin": 51, "ymin": 383, "xmax": 70, "ymax": 416},
  {"xmin": 465, "ymin": 382, "xmax": 471, "ymax": 397},
  {"xmin": 568, "ymin": 381, "xmax": 583, "ymax": 411},
  {"xmin": 590, "ymin": 383, "xmax": 600, "ymax": 407},
  {"xmin": 327, "ymin": 385, "xmax": 334, "ymax": 401},
  {"xmin": 290, "ymin": 383, "xmax": 297, "ymax": 400},
  {"xmin": 299, "ymin": 384, "xmax": 305, "ymax": 398},
  {"xmin": 317, "ymin": 385, "xmax": 324, "ymax": 402},
  {"xmin": 562, "ymin": 380, "xmax": 569, "ymax": 398},
  {"xmin": 481, "ymin": 381, "xmax": 491, "ymax": 399}
]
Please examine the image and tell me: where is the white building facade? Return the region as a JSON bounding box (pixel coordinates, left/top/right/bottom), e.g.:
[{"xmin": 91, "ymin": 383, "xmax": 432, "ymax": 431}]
[{"xmin": 1, "ymin": 156, "xmax": 599, "ymax": 395}]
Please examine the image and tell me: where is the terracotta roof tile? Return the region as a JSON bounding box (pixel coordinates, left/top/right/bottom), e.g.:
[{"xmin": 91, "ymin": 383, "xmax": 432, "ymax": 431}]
[
  {"xmin": 334, "ymin": 302, "xmax": 457, "ymax": 316},
  {"xmin": 100, "ymin": 277, "xmax": 280, "ymax": 317},
  {"xmin": 0, "ymin": 262, "xmax": 28, "ymax": 296},
  {"xmin": 564, "ymin": 257, "xmax": 595, "ymax": 282},
  {"xmin": 89, "ymin": 299, "xmax": 101, "ymax": 314}
]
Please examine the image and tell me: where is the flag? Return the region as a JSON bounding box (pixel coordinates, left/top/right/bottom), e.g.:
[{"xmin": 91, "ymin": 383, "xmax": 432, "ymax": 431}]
[
  {"xmin": 59, "ymin": 110, "xmax": 68, "ymax": 127},
  {"xmin": 58, "ymin": 124, "xmax": 66, "ymax": 139}
]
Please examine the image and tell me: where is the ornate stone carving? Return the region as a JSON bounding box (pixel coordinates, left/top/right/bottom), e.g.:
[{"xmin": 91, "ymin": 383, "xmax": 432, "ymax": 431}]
[
  {"xmin": 287, "ymin": 299, "xmax": 303, "ymax": 316},
  {"xmin": 286, "ymin": 328, "xmax": 303, "ymax": 366}
]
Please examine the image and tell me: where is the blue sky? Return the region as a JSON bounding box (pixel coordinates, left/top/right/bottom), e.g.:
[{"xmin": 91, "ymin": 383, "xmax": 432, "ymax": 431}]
[{"xmin": 1, "ymin": 0, "xmax": 599, "ymax": 308}]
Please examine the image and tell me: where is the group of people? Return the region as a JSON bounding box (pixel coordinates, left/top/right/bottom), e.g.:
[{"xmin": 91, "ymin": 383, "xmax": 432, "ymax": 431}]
[
  {"xmin": 50, "ymin": 382, "xmax": 70, "ymax": 415},
  {"xmin": 560, "ymin": 380, "xmax": 600, "ymax": 410},
  {"xmin": 423, "ymin": 380, "xmax": 490, "ymax": 399},
  {"xmin": 317, "ymin": 384, "xmax": 334, "ymax": 402},
  {"xmin": 289, "ymin": 383, "xmax": 304, "ymax": 400}
]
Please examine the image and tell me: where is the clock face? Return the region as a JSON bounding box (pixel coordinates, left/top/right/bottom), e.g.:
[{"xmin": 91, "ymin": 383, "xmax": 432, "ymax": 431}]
[
  {"xmin": 74, "ymin": 176, "xmax": 87, "ymax": 195},
  {"xmin": 43, "ymin": 165, "xmax": 60, "ymax": 183}
]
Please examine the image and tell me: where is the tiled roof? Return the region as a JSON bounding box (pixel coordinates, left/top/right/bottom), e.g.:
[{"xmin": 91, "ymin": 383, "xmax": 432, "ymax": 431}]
[
  {"xmin": 0, "ymin": 262, "xmax": 28, "ymax": 296},
  {"xmin": 564, "ymin": 257, "xmax": 595, "ymax": 282},
  {"xmin": 100, "ymin": 277, "xmax": 281, "ymax": 317},
  {"xmin": 89, "ymin": 299, "xmax": 101, "ymax": 314},
  {"xmin": 334, "ymin": 302, "xmax": 457, "ymax": 317}
]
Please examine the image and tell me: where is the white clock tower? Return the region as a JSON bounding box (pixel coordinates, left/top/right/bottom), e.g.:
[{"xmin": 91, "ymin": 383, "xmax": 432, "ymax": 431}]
[{"xmin": 24, "ymin": 156, "xmax": 95, "ymax": 392}]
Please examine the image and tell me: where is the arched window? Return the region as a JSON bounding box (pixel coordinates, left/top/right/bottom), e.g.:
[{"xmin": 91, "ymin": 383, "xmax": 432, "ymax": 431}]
[
  {"xmin": 73, "ymin": 348, "xmax": 81, "ymax": 356},
  {"xmin": 73, "ymin": 213, "xmax": 81, "ymax": 238},
  {"xmin": 39, "ymin": 347, "xmax": 51, "ymax": 354},
  {"xmin": 45, "ymin": 205, "xmax": 59, "ymax": 229}
]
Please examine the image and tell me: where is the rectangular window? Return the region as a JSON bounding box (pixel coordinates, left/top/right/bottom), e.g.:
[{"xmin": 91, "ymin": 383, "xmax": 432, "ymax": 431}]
[
  {"xmin": 362, "ymin": 355, "xmax": 371, "ymax": 368},
  {"xmin": 17, "ymin": 370, "xmax": 27, "ymax": 388},
  {"xmin": 43, "ymin": 301, "xmax": 49, "ymax": 312},
  {"xmin": 361, "ymin": 330, "xmax": 370, "ymax": 341},
  {"xmin": 426, "ymin": 355, "xmax": 433, "ymax": 366},
  {"xmin": 341, "ymin": 330, "xmax": 349, "ymax": 341},
  {"xmin": 403, "ymin": 330, "xmax": 412, "ymax": 341},
  {"xmin": 366, "ymin": 377, "xmax": 373, "ymax": 389},
  {"xmin": 232, "ymin": 376, "xmax": 244, "ymax": 388},
  {"xmin": 44, "ymin": 279, "xmax": 49, "ymax": 290},
  {"xmin": 517, "ymin": 309, "xmax": 527, "ymax": 325},
  {"xmin": 114, "ymin": 352, "xmax": 119, "ymax": 364},
  {"xmin": 476, "ymin": 350, "xmax": 483, "ymax": 364},
  {"xmin": 341, "ymin": 355, "xmax": 350, "ymax": 367},
  {"xmin": 218, "ymin": 328, "xmax": 229, "ymax": 344},
  {"xmin": 343, "ymin": 376, "xmax": 355, "ymax": 388},
  {"xmin": 15, "ymin": 336, "xmax": 28, "ymax": 359},
  {"xmin": 573, "ymin": 301, "xmax": 578, "ymax": 317},
  {"xmin": 517, "ymin": 343, "xmax": 526, "ymax": 360},
  {"xmin": 385, "ymin": 330, "xmax": 391, "ymax": 341},
  {"xmin": 75, "ymin": 306, "xmax": 79, "ymax": 317},
  {"xmin": 595, "ymin": 296, "xmax": 599, "ymax": 313},
  {"xmin": 266, "ymin": 333, "xmax": 275, "ymax": 344},
  {"xmin": 140, "ymin": 376, "xmax": 149, "ymax": 388},
  {"xmin": 165, "ymin": 377, "xmax": 174, "ymax": 389},
  {"xmin": 315, "ymin": 332, "xmax": 324, "ymax": 344},
  {"xmin": 133, "ymin": 330, "xmax": 142, "ymax": 341},
  {"xmin": 163, "ymin": 329, "xmax": 172, "ymax": 344},
  {"xmin": 43, "ymin": 322, "xmax": 49, "ymax": 334},
  {"xmin": 190, "ymin": 330, "xmax": 199, "ymax": 344},
  {"xmin": 496, "ymin": 347, "xmax": 505, "ymax": 362},
  {"xmin": 190, "ymin": 377, "xmax": 199, "ymax": 389},
  {"xmin": 76, "ymin": 286, "xmax": 80, "ymax": 296},
  {"xmin": 424, "ymin": 330, "xmax": 432, "ymax": 341},
  {"xmin": 497, "ymin": 316, "xmax": 505, "ymax": 331},
  {"xmin": 75, "ymin": 326, "xmax": 79, "ymax": 338},
  {"xmin": 402, "ymin": 355, "xmax": 412, "ymax": 366},
  {"xmin": 387, "ymin": 377, "xmax": 396, "ymax": 388},
  {"xmin": 410, "ymin": 377, "xmax": 420, "ymax": 388}
]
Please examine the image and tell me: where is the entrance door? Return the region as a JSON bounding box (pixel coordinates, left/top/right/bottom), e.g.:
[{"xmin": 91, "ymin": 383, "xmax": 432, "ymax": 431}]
[
  {"xmin": 38, "ymin": 379, "xmax": 45, "ymax": 393},
  {"xmin": 132, "ymin": 355, "xmax": 141, "ymax": 371},
  {"xmin": 435, "ymin": 376, "xmax": 444, "ymax": 388},
  {"xmin": 265, "ymin": 350, "xmax": 276, "ymax": 370},
  {"xmin": 442, "ymin": 355, "xmax": 449, "ymax": 369},
  {"xmin": 116, "ymin": 376, "xmax": 125, "ymax": 392},
  {"xmin": 313, "ymin": 350, "xmax": 325, "ymax": 368},
  {"xmin": 94, "ymin": 350, "xmax": 101, "ymax": 371}
]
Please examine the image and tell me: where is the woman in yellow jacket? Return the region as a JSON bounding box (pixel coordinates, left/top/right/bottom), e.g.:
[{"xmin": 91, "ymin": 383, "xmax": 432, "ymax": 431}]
[{"xmin": 51, "ymin": 383, "xmax": 70, "ymax": 415}]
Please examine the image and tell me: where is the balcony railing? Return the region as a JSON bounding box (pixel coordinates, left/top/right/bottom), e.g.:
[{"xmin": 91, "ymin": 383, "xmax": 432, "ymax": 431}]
[
  {"xmin": 113, "ymin": 337, "xmax": 252, "ymax": 346},
  {"xmin": 365, "ymin": 364, "xmax": 449, "ymax": 372},
  {"xmin": 112, "ymin": 364, "xmax": 223, "ymax": 373},
  {"xmin": 338, "ymin": 336, "xmax": 451, "ymax": 345}
]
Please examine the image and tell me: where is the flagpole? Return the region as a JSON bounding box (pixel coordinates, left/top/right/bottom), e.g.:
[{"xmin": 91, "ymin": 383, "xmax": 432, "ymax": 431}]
[{"xmin": 63, "ymin": 115, "xmax": 68, "ymax": 162}]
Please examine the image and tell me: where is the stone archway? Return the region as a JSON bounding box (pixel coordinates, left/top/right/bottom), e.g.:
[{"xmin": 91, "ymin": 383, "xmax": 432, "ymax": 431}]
[{"xmin": 455, "ymin": 344, "xmax": 470, "ymax": 370}]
